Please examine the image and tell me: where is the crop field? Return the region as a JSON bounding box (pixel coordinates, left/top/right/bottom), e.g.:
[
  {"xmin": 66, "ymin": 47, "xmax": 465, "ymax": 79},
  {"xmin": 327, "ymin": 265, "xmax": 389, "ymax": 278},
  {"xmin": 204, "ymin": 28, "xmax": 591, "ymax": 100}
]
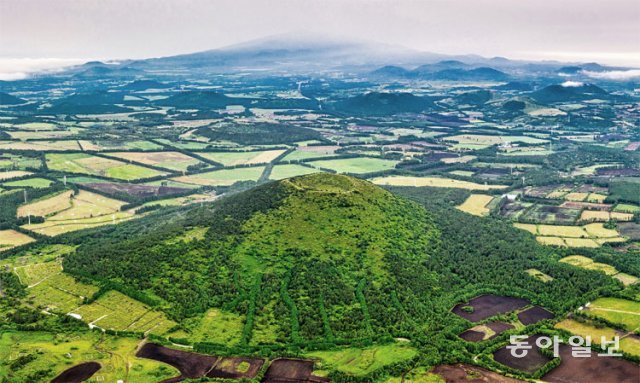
[
  {"xmin": 0, "ymin": 140, "xmax": 81, "ymax": 151},
  {"xmin": 140, "ymin": 193, "xmax": 216, "ymax": 208},
  {"xmin": 456, "ymin": 194, "xmax": 494, "ymax": 216},
  {"xmin": 46, "ymin": 153, "xmax": 167, "ymax": 180},
  {"xmin": 198, "ymin": 149, "xmax": 286, "ymax": 166},
  {"xmin": 556, "ymin": 319, "xmax": 640, "ymax": 356},
  {"xmin": 443, "ymin": 134, "xmax": 547, "ymax": 148},
  {"xmin": 22, "ymin": 190, "xmax": 135, "ymax": 236},
  {"xmin": 14, "ymin": 260, "xmax": 62, "ymax": 287},
  {"xmin": 580, "ymin": 210, "xmax": 634, "ymax": 222},
  {"xmin": 310, "ymin": 157, "xmax": 398, "ymax": 174},
  {"xmin": 564, "ymin": 192, "xmax": 589, "ymax": 201},
  {"xmin": 282, "ymin": 146, "xmax": 339, "ymax": 161},
  {"xmin": 70, "ymin": 290, "xmax": 177, "ymax": 334},
  {"xmin": 108, "ymin": 151, "xmax": 205, "ymax": 171},
  {"xmin": 0, "ymin": 154, "xmax": 41, "ymax": 169},
  {"xmin": 307, "ymin": 343, "xmax": 417, "ymax": 376},
  {"xmin": 0, "ymin": 331, "xmax": 178, "ymax": 383},
  {"xmin": 78, "ymin": 139, "xmax": 163, "ymax": 151},
  {"xmin": 615, "ymin": 203, "xmax": 640, "ymax": 213},
  {"xmin": 0, "ymin": 229, "xmax": 35, "ymax": 251},
  {"xmin": 371, "ymin": 176, "xmax": 507, "ymax": 190},
  {"xmin": 514, "ymin": 223, "xmax": 624, "ymax": 248},
  {"xmin": 28, "ymin": 272, "xmax": 99, "ymax": 313},
  {"xmin": 269, "ymin": 164, "xmax": 320, "ymax": 180},
  {"xmin": 0, "ymin": 170, "xmax": 32, "ymax": 180},
  {"xmin": 493, "ymin": 334, "xmax": 551, "ymax": 373},
  {"xmin": 17, "ymin": 190, "xmax": 74, "ymax": 217},
  {"xmin": 6, "ymin": 127, "xmax": 84, "ymax": 140},
  {"xmin": 2, "ymin": 177, "xmax": 52, "ymax": 188},
  {"xmin": 559, "ymin": 255, "xmax": 618, "ymax": 275},
  {"xmin": 452, "ymin": 294, "xmax": 529, "ymax": 322},
  {"xmin": 525, "ymin": 268, "xmax": 553, "ymax": 282},
  {"xmin": 586, "ymin": 298, "xmax": 640, "ymax": 331},
  {"xmin": 186, "ymin": 308, "xmax": 244, "ymax": 345},
  {"xmin": 173, "ymin": 166, "xmax": 265, "ymax": 186}
]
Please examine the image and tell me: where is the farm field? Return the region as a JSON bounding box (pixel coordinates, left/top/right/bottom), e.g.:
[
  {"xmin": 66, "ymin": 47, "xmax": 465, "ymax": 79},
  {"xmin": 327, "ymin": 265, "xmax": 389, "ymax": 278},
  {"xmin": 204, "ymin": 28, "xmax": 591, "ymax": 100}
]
[
  {"xmin": 371, "ymin": 176, "xmax": 507, "ymax": 190},
  {"xmin": 310, "ymin": 157, "xmax": 398, "ymax": 174},
  {"xmin": 17, "ymin": 190, "xmax": 74, "ymax": 217},
  {"xmin": 443, "ymin": 134, "xmax": 547, "ymax": 148},
  {"xmin": 107, "ymin": 151, "xmax": 205, "ymax": 171},
  {"xmin": 513, "ymin": 223, "xmax": 625, "ymax": 248},
  {"xmin": 585, "ymin": 298, "xmax": 640, "ymax": 331},
  {"xmin": 46, "ymin": 153, "xmax": 167, "ymax": 180},
  {"xmin": 78, "ymin": 139, "xmax": 163, "ymax": 151},
  {"xmin": 614, "ymin": 203, "xmax": 640, "ymax": 213},
  {"xmin": 0, "ymin": 154, "xmax": 41, "ymax": 169},
  {"xmin": 0, "ymin": 331, "xmax": 178, "ymax": 383},
  {"xmin": 580, "ymin": 210, "xmax": 633, "ymax": 222},
  {"xmin": 0, "ymin": 140, "xmax": 81, "ymax": 151},
  {"xmin": 307, "ymin": 343, "xmax": 417, "ymax": 376},
  {"xmin": 2, "ymin": 177, "xmax": 52, "ymax": 188},
  {"xmin": 0, "ymin": 229, "xmax": 35, "ymax": 251},
  {"xmin": 282, "ymin": 146, "xmax": 339, "ymax": 161},
  {"xmin": 69, "ymin": 290, "xmax": 177, "ymax": 334},
  {"xmin": 456, "ymin": 194, "xmax": 494, "ymax": 216},
  {"xmin": 525, "ymin": 268, "xmax": 553, "ymax": 282},
  {"xmin": 555, "ymin": 319, "xmax": 640, "ymax": 356},
  {"xmin": 268, "ymin": 164, "xmax": 320, "ymax": 180},
  {"xmin": 6, "ymin": 127, "xmax": 84, "ymax": 140},
  {"xmin": 0, "ymin": 170, "xmax": 32, "ymax": 180},
  {"xmin": 198, "ymin": 149, "xmax": 286, "ymax": 166},
  {"xmin": 21, "ymin": 190, "xmax": 135, "ymax": 236},
  {"xmin": 559, "ymin": 255, "xmax": 618, "ymax": 275},
  {"xmin": 28, "ymin": 272, "xmax": 99, "ymax": 313},
  {"xmin": 172, "ymin": 166, "xmax": 265, "ymax": 186}
]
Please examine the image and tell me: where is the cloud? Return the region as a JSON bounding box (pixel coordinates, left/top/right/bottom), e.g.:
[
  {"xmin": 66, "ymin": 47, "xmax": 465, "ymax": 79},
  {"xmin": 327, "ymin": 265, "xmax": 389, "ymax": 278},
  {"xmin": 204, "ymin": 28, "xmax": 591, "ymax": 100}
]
[
  {"xmin": 561, "ymin": 81, "xmax": 584, "ymax": 87},
  {"xmin": 0, "ymin": 58, "xmax": 87, "ymax": 81},
  {"xmin": 582, "ymin": 69, "xmax": 640, "ymax": 80}
]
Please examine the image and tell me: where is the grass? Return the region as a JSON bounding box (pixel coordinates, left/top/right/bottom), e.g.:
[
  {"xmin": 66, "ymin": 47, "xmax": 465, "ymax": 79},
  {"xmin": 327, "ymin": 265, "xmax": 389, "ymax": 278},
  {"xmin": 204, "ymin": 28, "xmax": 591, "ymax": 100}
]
[
  {"xmin": 108, "ymin": 151, "xmax": 205, "ymax": 172},
  {"xmin": 556, "ymin": 319, "xmax": 640, "ymax": 356},
  {"xmin": 525, "ymin": 268, "xmax": 554, "ymax": 282},
  {"xmin": 186, "ymin": 308, "xmax": 245, "ymax": 346},
  {"xmin": 282, "ymin": 149, "xmax": 336, "ymax": 161},
  {"xmin": 456, "ymin": 194, "xmax": 494, "ymax": 216},
  {"xmin": 310, "ymin": 157, "xmax": 398, "ymax": 174},
  {"xmin": 269, "ymin": 164, "xmax": 320, "ymax": 180},
  {"xmin": 173, "ymin": 166, "xmax": 265, "ymax": 186},
  {"xmin": 2, "ymin": 178, "xmax": 52, "ymax": 188},
  {"xmin": 0, "ymin": 229, "xmax": 35, "ymax": 252},
  {"xmin": 198, "ymin": 149, "xmax": 286, "ymax": 166},
  {"xmin": 14, "ymin": 260, "xmax": 62, "ymax": 287},
  {"xmin": 0, "ymin": 331, "xmax": 178, "ymax": 383},
  {"xmin": 443, "ymin": 134, "xmax": 547, "ymax": 148},
  {"xmin": 513, "ymin": 223, "xmax": 625, "ymax": 248},
  {"xmin": 0, "ymin": 154, "xmax": 41, "ymax": 170},
  {"xmin": 308, "ymin": 343, "xmax": 417, "ymax": 376},
  {"xmin": 371, "ymin": 176, "xmax": 506, "ymax": 190},
  {"xmin": 581, "ymin": 210, "xmax": 633, "ymax": 222},
  {"xmin": 46, "ymin": 153, "xmax": 167, "ymax": 180},
  {"xmin": 78, "ymin": 140, "xmax": 163, "ymax": 151},
  {"xmin": 564, "ymin": 192, "xmax": 589, "ymax": 202},
  {"xmin": 17, "ymin": 190, "xmax": 74, "ymax": 217},
  {"xmin": 587, "ymin": 298, "xmax": 640, "ymax": 331},
  {"xmin": 448, "ymin": 170, "xmax": 475, "ymax": 177},
  {"xmin": 28, "ymin": 273, "xmax": 99, "ymax": 313}
]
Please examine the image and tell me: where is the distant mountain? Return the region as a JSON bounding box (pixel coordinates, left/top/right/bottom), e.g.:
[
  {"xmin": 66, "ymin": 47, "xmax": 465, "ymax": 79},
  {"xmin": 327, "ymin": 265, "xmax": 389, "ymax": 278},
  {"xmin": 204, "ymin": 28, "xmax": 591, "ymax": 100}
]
[
  {"xmin": 45, "ymin": 90, "xmax": 135, "ymax": 114},
  {"xmin": 455, "ymin": 90, "xmax": 492, "ymax": 105},
  {"xmin": 370, "ymin": 65, "xmax": 411, "ymax": 78},
  {"xmin": 493, "ymin": 81, "xmax": 533, "ymax": 91},
  {"xmin": 370, "ymin": 62, "xmax": 510, "ymax": 82},
  {"xmin": 156, "ymin": 90, "xmax": 235, "ymax": 109},
  {"xmin": 331, "ymin": 92, "xmax": 436, "ymax": 115},
  {"xmin": 530, "ymin": 83, "xmax": 609, "ymax": 103},
  {"xmin": 0, "ymin": 92, "xmax": 26, "ymax": 105},
  {"xmin": 425, "ymin": 67, "xmax": 509, "ymax": 81}
]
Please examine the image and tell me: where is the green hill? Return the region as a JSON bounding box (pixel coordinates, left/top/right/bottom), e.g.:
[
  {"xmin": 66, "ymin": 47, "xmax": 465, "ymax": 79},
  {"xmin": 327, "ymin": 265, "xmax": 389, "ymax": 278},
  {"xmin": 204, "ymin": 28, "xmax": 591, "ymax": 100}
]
[{"xmin": 63, "ymin": 174, "xmax": 439, "ymax": 342}]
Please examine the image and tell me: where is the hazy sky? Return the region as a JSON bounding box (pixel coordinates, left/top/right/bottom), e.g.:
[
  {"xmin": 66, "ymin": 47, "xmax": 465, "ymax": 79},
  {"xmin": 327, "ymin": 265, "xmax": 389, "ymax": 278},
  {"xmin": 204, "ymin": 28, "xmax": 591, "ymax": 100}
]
[{"xmin": 1, "ymin": 0, "xmax": 639, "ymax": 66}]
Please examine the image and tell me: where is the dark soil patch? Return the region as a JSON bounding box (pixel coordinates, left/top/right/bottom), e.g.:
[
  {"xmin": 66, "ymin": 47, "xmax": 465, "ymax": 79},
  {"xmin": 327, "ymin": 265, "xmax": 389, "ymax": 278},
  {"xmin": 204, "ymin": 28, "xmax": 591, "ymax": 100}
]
[
  {"xmin": 518, "ymin": 306, "xmax": 554, "ymax": 325},
  {"xmin": 452, "ymin": 294, "xmax": 530, "ymax": 322},
  {"xmin": 432, "ymin": 363, "xmax": 527, "ymax": 383},
  {"xmin": 493, "ymin": 334, "xmax": 551, "ymax": 373},
  {"xmin": 51, "ymin": 362, "xmax": 101, "ymax": 383},
  {"xmin": 543, "ymin": 344, "xmax": 640, "ymax": 383},
  {"xmin": 136, "ymin": 343, "xmax": 218, "ymax": 382},
  {"xmin": 597, "ymin": 168, "xmax": 640, "ymax": 177},
  {"xmin": 459, "ymin": 329, "xmax": 486, "ymax": 342},
  {"xmin": 207, "ymin": 357, "xmax": 265, "ymax": 379},
  {"xmin": 84, "ymin": 182, "xmax": 189, "ymax": 198},
  {"xmin": 487, "ymin": 321, "xmax": 515, "ymax": 335},
  {"xmin": 560, "ymin": 201, "xmax": 610, "ymax": 211},
  {"xmin": 619, "ymin": 222, "xmax": 640, "ymax": 240},
  {"xmin": 263, "ymin": 358, "xmax": 329, "ymax": 383}
]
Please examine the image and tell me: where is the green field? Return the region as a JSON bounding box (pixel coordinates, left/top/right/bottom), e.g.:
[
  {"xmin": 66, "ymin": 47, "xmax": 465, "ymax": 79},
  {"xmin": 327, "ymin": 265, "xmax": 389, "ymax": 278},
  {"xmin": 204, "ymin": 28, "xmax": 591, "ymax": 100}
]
[
  {"xmin": 184, "ymin": 308, "xmax": 244, "ymax": 345},
  {"xmin": 310, "ymin": 157, "xmax": 398, "ymax": 174},
  {"xmin": 308, "ymin": 343, "xmax": 417, "ymax": 376},
  {"xmin": 46, "ymin": 153, "xmax": 167, "ymax": 180},
  {"xmin": 0, "ymin": 154, "xmax": 42, "ymax": 170},
  {"xmin": 173, "ymin": 166, "xmax": 265, "ymax": 186},
  {"xmin": 198, "ymin": 149, "xmax": 285, "ymax": 166},
  {"xmin": 0, "ymin": 331, "xmax": 178, "ymax": 383},
  {"xmin": 2, "ymin": 177, "xmax": 52, "ymax": 188},
  {"xmin": 269, "ymin": 164, "xmax": 320, "ymax": 180},
  {"xmin": 586, "ymin": 298, "xmax": 640, "ymax": 331}
]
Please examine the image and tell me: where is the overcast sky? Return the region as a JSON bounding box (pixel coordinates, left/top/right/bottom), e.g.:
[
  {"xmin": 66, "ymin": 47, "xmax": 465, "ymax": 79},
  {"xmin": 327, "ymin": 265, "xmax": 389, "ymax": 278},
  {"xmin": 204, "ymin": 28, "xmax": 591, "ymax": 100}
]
[{"xmin": 1, "ymin": 0, "xmax": 639, "ymax": 67}]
